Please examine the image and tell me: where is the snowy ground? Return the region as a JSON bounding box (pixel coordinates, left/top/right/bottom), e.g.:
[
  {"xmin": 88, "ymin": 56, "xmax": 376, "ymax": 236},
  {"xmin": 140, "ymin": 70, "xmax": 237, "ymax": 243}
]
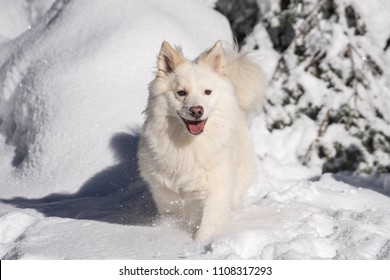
[{"xmin": 1, "ymin": 0, "xmax": 390, "ymax": 260}]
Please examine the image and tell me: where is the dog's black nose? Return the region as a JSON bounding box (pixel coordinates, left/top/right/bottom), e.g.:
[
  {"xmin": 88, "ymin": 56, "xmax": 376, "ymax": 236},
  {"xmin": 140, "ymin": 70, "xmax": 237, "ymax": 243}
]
[{"xmin": 189, "ymin": 106, "xmax": 204, "ymax": 119}]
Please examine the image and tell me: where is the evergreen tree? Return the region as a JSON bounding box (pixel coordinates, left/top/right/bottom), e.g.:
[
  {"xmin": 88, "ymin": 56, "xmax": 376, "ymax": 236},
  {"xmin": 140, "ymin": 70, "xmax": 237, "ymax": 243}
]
[{"xmin": 217, "ymin": 0, "xmax": 390, "ymax": 174}]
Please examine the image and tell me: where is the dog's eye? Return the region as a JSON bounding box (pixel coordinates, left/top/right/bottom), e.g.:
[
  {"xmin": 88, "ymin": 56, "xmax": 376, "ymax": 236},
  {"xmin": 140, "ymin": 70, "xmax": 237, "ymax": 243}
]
[
  {"xmin": 204, "ymin": 89, "xmax": 212, "ymax": 95},
  {"xmin": 176, "ymin": 90, "xmax": 187, "ymax": 97}
]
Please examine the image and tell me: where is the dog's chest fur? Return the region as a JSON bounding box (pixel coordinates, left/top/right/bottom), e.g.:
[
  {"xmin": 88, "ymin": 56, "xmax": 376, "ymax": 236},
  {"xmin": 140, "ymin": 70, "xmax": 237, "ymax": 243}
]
[{"xmin": 139, "ymin": 114, "xmax": 233, "ymax": 194}]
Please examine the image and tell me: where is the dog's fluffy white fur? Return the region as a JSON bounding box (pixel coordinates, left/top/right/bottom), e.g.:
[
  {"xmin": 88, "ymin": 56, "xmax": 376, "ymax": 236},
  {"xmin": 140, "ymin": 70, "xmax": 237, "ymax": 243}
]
[{"xmin": 138, "ymin": 41, "xmax": 267, "ymax": 241}]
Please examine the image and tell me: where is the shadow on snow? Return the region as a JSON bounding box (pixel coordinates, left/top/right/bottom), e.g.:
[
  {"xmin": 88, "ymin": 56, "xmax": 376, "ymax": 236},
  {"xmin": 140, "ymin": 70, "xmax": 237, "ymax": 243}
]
[{"xmin": 1, "ymin": 131, "xmax": 158, "ymax": 226}]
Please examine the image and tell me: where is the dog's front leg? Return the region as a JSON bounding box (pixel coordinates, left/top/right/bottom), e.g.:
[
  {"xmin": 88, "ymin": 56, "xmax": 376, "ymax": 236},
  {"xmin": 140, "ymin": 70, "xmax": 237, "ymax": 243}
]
[{"xmin": 194, "ymin": 165, "xmax": 233, "ymax": 242}]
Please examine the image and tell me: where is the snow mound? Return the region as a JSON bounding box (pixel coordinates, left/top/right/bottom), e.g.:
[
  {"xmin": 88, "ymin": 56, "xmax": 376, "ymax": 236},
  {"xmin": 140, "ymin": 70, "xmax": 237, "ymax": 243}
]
[{"xmin": 0, "ymin": 0, "xmax": 232, "ymax": 198}]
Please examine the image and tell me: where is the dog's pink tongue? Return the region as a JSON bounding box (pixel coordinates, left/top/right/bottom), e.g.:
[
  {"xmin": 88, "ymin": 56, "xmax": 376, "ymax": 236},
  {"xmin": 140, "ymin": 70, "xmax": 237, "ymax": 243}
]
[{"xmin": 187, "ymin": 120, "xmax": 206, "ymax": 135}]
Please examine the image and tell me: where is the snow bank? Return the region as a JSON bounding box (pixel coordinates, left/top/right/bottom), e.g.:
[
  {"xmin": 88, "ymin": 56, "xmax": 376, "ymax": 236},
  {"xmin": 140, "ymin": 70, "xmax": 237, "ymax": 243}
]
[{"xmin": 0, "ymin": 0, "xmax": 232, "ymax": 198}]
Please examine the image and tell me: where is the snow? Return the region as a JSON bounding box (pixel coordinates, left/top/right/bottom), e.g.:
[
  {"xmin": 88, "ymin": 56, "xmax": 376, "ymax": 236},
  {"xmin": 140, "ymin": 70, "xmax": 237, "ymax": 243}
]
[
  {"xmin": 0, "ymin": 0, "xmax": 232, "ymax": 199},
  {"xmin": 1, "ymin": 0, "xmax": 390, "ymax": 260},
  {"xmin": 350, "ymin": 0, "xmax": 390, "ymax": 51},
  {"xmin": 248, "ymin": 0, "xmax": 390, "ymax": 174}
]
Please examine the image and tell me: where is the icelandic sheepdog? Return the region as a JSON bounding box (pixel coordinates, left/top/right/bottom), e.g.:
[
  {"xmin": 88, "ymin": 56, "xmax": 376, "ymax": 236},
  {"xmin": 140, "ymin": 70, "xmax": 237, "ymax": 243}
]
[{"xmin": 138, "ymin": 41, "xmax": 267, "ymax": 241}]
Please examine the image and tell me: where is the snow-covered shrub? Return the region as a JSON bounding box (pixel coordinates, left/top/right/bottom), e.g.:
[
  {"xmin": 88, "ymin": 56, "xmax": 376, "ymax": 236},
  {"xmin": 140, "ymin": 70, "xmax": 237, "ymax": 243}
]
[{"xmin": 221, "ymin": 0, "xmax": 390, "ymax": 174}]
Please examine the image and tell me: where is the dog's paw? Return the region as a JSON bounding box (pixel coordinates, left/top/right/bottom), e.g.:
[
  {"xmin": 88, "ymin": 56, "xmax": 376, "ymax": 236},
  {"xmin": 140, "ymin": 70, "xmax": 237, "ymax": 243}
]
[{"xmin": 194, "ymin": 226, "xmax": 214, "ymax": 242}]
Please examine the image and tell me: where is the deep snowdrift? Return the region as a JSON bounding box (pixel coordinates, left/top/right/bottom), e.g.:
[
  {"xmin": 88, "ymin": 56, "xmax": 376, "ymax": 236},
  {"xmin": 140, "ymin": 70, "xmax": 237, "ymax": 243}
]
[{"xmin": 1, "ymin": 0, "xmax": 390, "ymax": 260}]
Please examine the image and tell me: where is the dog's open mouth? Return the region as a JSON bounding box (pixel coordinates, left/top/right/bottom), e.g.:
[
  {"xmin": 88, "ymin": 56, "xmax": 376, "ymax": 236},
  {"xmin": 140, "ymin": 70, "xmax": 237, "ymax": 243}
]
[{"xmin": 180, "ymin": 117, "xmax": 207, "ymax": 135}]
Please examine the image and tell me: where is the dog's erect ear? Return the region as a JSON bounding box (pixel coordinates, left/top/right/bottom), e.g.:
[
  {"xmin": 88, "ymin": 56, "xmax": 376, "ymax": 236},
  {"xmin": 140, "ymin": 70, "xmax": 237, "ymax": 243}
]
[
  {"xmin": 200, "ymin": 41, "xmax": 225, "ymax": 74},
  {"xmin": 157, "ymin": 41, "xmax": 185, "ymax": 77}
]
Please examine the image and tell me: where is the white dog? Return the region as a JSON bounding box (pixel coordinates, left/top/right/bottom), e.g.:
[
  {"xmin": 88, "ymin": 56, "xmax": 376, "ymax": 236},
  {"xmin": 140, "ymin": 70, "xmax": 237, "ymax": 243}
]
[{"xmin": 138, "ymin": 41, "xmax": 267, "ymax": 241}]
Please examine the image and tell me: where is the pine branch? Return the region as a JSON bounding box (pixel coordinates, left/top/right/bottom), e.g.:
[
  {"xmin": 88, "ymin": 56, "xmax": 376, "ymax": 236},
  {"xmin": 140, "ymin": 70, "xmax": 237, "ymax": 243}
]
[
  {"xmin": 304, "ymin": 50, "xmax": 325, "ymax": 72},
  {"xmin": 271, "ymin": 0, "xmax": 327, "ymax": 81},
  {"xmin": 349, "ymin": 43, "xmax": 383, "ymax": 76},
  {"xmin": 346, "ymin": 43, "xmax": 360, "ymax": 106},
  {"xmin": 302, "ymin": 109, "xmax": 331, "ymax": 165}
]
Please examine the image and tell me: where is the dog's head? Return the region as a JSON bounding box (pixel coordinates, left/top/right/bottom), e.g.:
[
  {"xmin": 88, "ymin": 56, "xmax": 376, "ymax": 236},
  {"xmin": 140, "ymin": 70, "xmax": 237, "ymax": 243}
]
[{"xmin": 149, "ymin": 41, "xmax": 233, "ymax": 136}]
